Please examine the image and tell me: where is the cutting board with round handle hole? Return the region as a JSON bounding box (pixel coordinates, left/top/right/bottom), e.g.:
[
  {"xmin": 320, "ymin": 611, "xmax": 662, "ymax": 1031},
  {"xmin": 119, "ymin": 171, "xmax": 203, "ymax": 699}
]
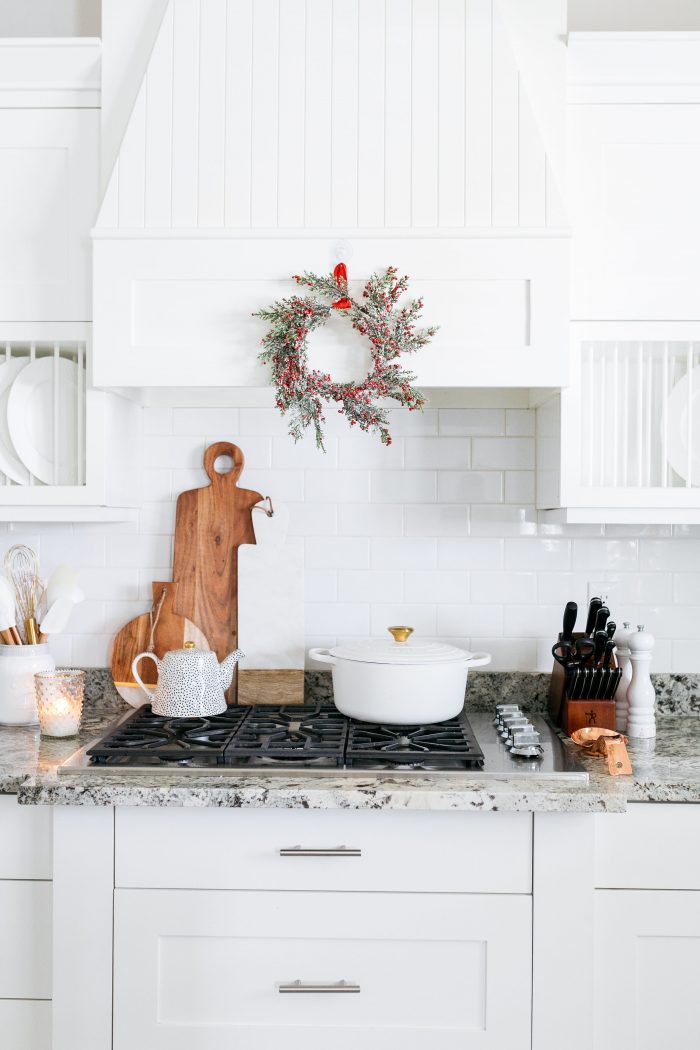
[
  {"xmin": 172, "ymin": 441, "xmax": 263, "ymax": 703},
  {"xmin": 110, "ymin": 581, "xmax": 209, "ymax": 708}
]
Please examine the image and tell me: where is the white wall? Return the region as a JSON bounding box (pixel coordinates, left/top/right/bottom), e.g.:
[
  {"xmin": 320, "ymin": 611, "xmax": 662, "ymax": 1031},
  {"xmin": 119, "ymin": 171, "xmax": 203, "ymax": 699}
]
[
  {"xmin": 0, "ymin": 0, "xmax": 99, "ymax": 36},
  {"xmin": 4, "ymin": 396, "xmax": 696, "ymax": 674}
]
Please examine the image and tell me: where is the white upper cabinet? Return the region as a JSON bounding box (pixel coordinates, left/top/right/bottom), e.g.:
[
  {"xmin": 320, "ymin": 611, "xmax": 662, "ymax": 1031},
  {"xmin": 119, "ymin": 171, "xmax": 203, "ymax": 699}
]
[
  {"xmin": 0, "ymin": 40, "xmax": 100, "ymax": 322},
  {"xmin": 92, "ymin": 0, "xmax": 570, "ymax": 389},
  {"xmin": 568, "ymin": 33, "xmax": 700, "ymax": 322}
]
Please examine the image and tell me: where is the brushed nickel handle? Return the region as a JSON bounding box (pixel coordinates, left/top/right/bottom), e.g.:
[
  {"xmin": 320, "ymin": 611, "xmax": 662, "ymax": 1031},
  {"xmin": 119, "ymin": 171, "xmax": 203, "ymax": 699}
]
[
  {"xmin": 278, "ymin": 980, "xmax": 360, "ymax": 994},
  {"xmin": 278, "ymin": 845, "xmax": 362, "ymax": 858}
]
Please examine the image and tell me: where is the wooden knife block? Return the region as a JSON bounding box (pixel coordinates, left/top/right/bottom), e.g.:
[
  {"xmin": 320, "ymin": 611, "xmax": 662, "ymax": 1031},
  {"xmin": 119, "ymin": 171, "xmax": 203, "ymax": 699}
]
[{"xmin": 549, "ymin": 633, "xmax": 617, "ymax": 736}]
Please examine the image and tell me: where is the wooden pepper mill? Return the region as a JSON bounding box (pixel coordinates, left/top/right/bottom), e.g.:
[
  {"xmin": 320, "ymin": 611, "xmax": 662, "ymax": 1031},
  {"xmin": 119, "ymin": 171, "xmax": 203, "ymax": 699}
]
[{"xmin": 626, "ymin": 625, "xmax": 656, "ymax": 739}]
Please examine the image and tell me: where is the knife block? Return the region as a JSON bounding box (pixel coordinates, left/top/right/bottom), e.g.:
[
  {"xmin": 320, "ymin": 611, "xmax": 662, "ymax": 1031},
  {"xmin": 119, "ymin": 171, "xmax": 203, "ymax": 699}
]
[{"xmin": 549, "ymin": 633, "xmax": 617, "ymax": 736}]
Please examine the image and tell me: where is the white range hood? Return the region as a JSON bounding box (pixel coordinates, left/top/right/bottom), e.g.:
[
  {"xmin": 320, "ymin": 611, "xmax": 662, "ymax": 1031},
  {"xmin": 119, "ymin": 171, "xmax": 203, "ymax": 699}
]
[{"xmin": 92, "ymin": 0, "xmax": 569, "ymax": 390}]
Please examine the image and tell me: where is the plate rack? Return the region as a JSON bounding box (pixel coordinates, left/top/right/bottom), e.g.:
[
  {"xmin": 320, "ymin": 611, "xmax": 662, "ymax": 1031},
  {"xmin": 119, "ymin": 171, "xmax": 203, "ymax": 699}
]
[
  {"xmin": 0, "ymin": 340, "xmax": 86, "ymax": 488},
  {"xmin": 537, "ymin": 321, "xmax": 700, "ymax": 523}
]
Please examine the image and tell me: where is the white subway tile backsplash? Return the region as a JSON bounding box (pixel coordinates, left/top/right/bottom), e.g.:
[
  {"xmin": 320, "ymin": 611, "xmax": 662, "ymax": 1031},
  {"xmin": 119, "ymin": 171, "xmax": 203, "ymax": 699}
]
[
  {"xmin": 372, "ymin": 470, "xmax": 437, "ymax": 503},
  {"xmin": 438, "ymin": 538, "xmax": 504, "ymax": 570},
  {"xmin": 472, "ymin": 437, "xmax": 535, "ymax": 470},
  {"xmin": 338, "ymin": 570, "xmax": 404, "ymax": 603},
  {"xmin": 338, "ymin": 504, "xmax": 403, "ymax": 537},
  {"xmin": 370, "ymin": 604, "xmax": 437, "ymax": 636},
  {"xmin": 405, "ymin": 504, "xmax": 469, "ymax": 537},
  {"xmin": 23, "ymin": 403, "xmax": 700, "ymax": 672},
  {"xmin": 306, "ymin": 537, "xmax": 370, "ymax": 569},
  {"xmin": 306, "ymin": 470, "xmax": 370, "ymax": 503},
  {"xmin": 438, "ymin": 409, "xmax": 505, "ymax": 436},
  {"xmin": 437, "ymin": 604, "xmax": 503, "ymax": 638},
  {"xmin": 437, "ymin": 471, "xmax": 502, "ymax": 504},
  {"xmin": 404, "ymin": 570, "xmax": 469, "ymax": 603},
  {"xmin": 470, "ymin": 505, "xmax": 537, "ymax": 537},
  {"xmin": 172, "ymin": 407, "xmax": 240, "ymax": 435},
  {"xmin": 504, "ymin": 471, "xmax": 535, "ymax": 504},
  {"xmin": 371, "ymin": 537, "xmax": 438, "ymax": 570},
  {"xmin": 471, "ymin": 572, "xmax": 537, "ymax": 605},
  {"xmin": 405, "ymin": 437, "xmax": 470, "ymax": 469}
]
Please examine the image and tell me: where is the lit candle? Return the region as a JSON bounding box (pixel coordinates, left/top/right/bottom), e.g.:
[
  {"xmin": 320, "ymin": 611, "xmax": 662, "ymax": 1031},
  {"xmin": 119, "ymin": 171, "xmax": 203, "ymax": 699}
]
[{"xmin": 35, "ymin": 670, "xmax": 85, "ymax": 738}]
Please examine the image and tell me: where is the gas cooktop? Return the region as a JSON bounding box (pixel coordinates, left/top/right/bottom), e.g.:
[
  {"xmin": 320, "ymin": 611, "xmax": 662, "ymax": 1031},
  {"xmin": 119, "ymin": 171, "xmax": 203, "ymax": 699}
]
[{"xmin": 59, "ymin": 703, "xmax": 588, "ymax": 780}]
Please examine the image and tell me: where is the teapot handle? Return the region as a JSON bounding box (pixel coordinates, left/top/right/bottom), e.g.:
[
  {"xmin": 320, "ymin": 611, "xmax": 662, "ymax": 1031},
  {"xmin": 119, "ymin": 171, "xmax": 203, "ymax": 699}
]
[{"xmin": 131, "ymin": 652, "xmax": 159, "ymax": 700}]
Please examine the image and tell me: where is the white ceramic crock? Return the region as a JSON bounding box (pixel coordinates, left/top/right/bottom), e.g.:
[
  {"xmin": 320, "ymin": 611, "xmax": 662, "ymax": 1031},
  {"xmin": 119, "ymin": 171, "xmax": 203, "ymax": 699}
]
[
  {"xmin": 309, "ymin": 628, "xmax": 491, "ymax": 725},
  {"xmin": 0, "ymin": 643, "xmax": 55, "ymax": 726}
]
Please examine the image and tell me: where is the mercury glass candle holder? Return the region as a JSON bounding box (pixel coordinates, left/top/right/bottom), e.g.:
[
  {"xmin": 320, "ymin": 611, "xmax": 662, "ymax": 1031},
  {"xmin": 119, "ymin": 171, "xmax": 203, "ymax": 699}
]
[{"xmin": 34, "ymin": 670, "xmax": 85, "ymax": 738}]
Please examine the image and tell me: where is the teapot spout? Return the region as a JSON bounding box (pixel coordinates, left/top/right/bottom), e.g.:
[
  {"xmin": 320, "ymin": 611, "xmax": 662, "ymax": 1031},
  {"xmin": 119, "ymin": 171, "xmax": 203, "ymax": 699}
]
[{"xmin": 218, "ymin": 649, "xmax": 244, "ymax": 690}]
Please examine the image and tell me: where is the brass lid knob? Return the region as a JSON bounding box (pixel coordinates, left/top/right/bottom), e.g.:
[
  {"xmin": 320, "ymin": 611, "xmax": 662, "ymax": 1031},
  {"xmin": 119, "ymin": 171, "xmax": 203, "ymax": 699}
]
[
  {"xmin": 183, "ymin": 641, "xmax": 195, "ymax": 649},
  {"xmin": 388, "ymin": 626, "xmax": 414, "ymax": 644}
]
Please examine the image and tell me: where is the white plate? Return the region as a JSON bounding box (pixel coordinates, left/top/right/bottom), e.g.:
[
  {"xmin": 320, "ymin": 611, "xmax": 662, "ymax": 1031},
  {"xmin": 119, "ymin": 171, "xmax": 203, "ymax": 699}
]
[
  {"xmin": 665, "ymin": 366, "xmax": 700, "ymax": 485},
  {"xmin": 0, "ymin": 358, "xmax": 30, "ymax": 484},
  {"xmin": 7, "ymin": 357, "xmax": 80, "ymax": 485}
]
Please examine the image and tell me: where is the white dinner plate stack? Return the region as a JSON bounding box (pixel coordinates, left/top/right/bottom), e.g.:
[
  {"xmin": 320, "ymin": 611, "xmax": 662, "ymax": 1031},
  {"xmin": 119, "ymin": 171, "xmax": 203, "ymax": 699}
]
[{"xmin": 0, "ymin": 353, "xmax": 82, "ymax": 486}]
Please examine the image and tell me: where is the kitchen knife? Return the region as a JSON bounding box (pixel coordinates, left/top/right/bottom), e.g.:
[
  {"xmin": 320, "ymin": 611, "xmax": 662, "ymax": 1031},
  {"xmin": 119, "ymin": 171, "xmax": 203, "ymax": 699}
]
[
  {"xmin": 585, "ymin": 597, "xmax": 603, "ymax": 636},
  {"xmin": 606, "ymin": 621, "xmax": 616, "ymax": 640},
  {"xmin": 593, "ymin": 605, "xmax": 610, "ymax": 636},
  {"xmin": 599, "ymin": 639, "xmax": 616, "ymax": 699},
  {"xmin": 560, "ymin": 601, "xmax": 578, "ymax": 643},
  {"xmin": 593, "ymin": 629, "xmax": 608, "ymax": 667}
]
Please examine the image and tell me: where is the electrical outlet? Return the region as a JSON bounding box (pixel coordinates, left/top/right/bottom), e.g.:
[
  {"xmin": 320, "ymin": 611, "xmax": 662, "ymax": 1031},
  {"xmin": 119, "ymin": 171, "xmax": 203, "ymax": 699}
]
[{"xmin": 587, "ymin": 580, "xmax": 620, "ymax": 608}]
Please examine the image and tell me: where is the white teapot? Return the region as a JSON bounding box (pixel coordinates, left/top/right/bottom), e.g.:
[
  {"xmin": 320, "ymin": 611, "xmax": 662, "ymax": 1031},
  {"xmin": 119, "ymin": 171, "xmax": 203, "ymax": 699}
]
[{"xmin": 131, "ymin": 642, "xmax": 243, "ymax": 718}]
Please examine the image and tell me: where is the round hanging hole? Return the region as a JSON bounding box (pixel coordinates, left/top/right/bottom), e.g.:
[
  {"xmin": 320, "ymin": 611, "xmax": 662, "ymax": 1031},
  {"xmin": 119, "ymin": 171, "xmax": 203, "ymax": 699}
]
[{"xmin": 213, "ymin": 454, "xmax": 235, "ymax": 475}]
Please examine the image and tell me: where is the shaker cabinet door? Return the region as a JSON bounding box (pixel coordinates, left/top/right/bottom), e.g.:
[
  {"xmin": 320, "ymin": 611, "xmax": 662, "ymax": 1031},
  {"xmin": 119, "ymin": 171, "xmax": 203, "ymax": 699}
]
[
  {"xmin": 113, "ymin": 888, "xmax": 532, "ymax": 1050},
  {"xmin": 0, "ymin": 108, "xmax": 98, "ymax": 321},
  {"xmin": 594, "ymin": 890, "xmax": 700, "ymax": 1050}
]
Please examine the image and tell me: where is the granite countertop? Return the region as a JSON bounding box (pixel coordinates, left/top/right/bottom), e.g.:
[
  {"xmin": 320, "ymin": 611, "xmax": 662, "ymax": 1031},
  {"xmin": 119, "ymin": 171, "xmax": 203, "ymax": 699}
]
[{"xmin": 2, "ymin": 709, "xmax": 699, "ymax": 813}]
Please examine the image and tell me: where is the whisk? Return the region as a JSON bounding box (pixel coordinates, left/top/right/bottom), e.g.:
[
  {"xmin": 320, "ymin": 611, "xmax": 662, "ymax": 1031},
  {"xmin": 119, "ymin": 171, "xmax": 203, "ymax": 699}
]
[{"xmin": 4, "ymin": 544, "xmax": 41, "ymax": 644}]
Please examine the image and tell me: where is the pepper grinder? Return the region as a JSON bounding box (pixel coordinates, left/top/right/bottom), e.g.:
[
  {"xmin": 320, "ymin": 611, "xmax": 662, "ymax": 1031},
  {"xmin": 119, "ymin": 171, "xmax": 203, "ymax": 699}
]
[
  {"xmin": 626, "ymin": 625, "xmax": 656, "ymax": 739},
  {"xmin": 613, "ymin": 621, "xmax": 633, "ymax": 733}
]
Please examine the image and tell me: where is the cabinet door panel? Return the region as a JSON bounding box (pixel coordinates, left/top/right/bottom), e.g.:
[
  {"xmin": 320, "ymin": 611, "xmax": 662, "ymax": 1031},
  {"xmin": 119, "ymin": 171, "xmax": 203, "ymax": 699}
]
[
  {"xmin": 595, "ymin": 890, "xmax": 700, "ymax": 1050},
  {"xmin": 0, "ymin": 1001, "xmax": 51, "ymax": 1050},
  {"xmin": 0, "ymin": 109, "xmax": 97, "ymax": 320},
  {"xmin": 0, "ymin": 881, "xmax": 52, "ymax": 998},
  {"xmin": 114, "ymin": 889, "xmax": 532, "ymax": 1050},
  {"xmin": 0, "ymin": 797, "xmax": 52, "ymax": 879}
]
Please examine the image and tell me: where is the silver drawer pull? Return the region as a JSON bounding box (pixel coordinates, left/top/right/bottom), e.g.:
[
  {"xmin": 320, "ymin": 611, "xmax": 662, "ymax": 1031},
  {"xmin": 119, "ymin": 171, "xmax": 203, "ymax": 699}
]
[
  {"xmin": 279, "ymin": 845, "xmax": 362, "ymax": 858},
  {"xmin": 279, "ymin": 980, "xmax": 361, "ymax": 994}
]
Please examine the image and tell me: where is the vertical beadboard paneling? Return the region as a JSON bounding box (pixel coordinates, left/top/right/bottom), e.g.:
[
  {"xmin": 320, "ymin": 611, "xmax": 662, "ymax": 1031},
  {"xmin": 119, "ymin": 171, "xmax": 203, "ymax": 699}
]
[
  {"xmin": 277, "ymin": 0, "xmax": 306, "ymax": 228},
  {"xmin": 464, "ymin": 0, "xmax": 492, "ymax": 226},
  {"xmin": 198, "ymin": 0, "xmax": 227, "ymax": 226},
  {"xmin": 144, "ymin": 1, "xmax": 174, "ymax": 227},
  {"xmin": 491, "ymin": 6, "xmax": 519, "ymax": 227},
  {"xmin": 357, "ymin": 0, "xmax": 385, "ymax": 227},
  {"xmin": 251, "ymin": 0, "xmax": 280, "ymax": 228},
  {"xmin": 331, "ymin": 0, "xmax": 359, "ymax": 227},
  {"xmin": 117, "ymin": 81, "xmax": 147, "ymax": 228},
  {"xmin": 411, "ymin": 0, "xmax": 438, "ymax": 227},
  {"xmin": 171, "ymin": 0, "xmax": 200, "ymax": 227},
  {"xmin": 224, "ymin": 0, "xmax": 253, "ymax": 227},
  {"xmin": 305, "ymin": 0, "xmax": 333, "ymax": 227},
  {"xmin": 518, "ymin": 86, "xmax": 546, "ymax": 227},
  {"xmin": 385, "ymin": 0, "xmax": 412, "ymax": 227},
  {"xmin": 438, "ymin": 0, "xmax": 465, "ymax": 227},
  {"xmin": 545, "ymin": 157, "xmax": 568, "ymax": 228}
]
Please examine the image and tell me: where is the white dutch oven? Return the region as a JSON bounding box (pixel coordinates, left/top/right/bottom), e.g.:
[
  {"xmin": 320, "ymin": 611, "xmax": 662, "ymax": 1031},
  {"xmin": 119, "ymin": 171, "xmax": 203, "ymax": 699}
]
[{"xmin": 309, "ymin": 627, "xmax": 491, "ymax": 725}]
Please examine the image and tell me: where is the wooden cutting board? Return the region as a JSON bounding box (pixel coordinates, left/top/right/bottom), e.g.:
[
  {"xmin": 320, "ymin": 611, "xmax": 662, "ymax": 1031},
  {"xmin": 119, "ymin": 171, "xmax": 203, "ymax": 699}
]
[
  {"xmin": 172, "ymin": 441, "xmax": 263, "ymax": 702},
  {"xmin": 238, "ymin": 504, "xmax": 305, "ymax": 705},
  {"xmin": 110, "ymin": 581, "xmax": 209, "ymax": 707}
]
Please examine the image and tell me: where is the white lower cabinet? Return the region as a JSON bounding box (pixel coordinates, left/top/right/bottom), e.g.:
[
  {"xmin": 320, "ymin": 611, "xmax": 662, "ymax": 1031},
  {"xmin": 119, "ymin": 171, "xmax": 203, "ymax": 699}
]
[
  {"xmin": 113, "ymin": 888, "xmax": 532, "ymax": 1050},
  {"xmin": 594, "ymin": 890, "xmax": 700, "ymax": 1050},
  {"xmin": 0, "ymin": 1001, "xmax": 51, "ymax": 1050}
]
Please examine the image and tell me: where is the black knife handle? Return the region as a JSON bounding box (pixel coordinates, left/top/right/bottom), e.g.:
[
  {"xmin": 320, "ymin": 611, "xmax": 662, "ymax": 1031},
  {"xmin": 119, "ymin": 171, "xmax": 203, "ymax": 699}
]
[
  {"xmin": 606, "ymin": 621, "xmax": 616, "ymax": 640},
  {"xmin": 602, "ymin": 639, "xmax": 615, "ymax": 669},
  {"xmin": 593, "ymin": 629, "xmax": 607, "ymax": 665},
  {"xmin": 561, "ymin": 601, "xmax": 577, "ymax": 643},
  {"xmin": 585, "ymin": 597, "xmax": 602, "ymax": 636},
  {"xmin": 593, "ymin": 605, "xmax": 610, "ymax": 635}
]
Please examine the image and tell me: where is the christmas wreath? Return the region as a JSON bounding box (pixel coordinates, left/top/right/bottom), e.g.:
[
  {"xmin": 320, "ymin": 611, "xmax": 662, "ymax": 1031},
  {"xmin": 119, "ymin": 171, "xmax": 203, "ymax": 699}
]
[{"xmin": 254, "ymin": 264, "xmax": 437, "ymax": 450}]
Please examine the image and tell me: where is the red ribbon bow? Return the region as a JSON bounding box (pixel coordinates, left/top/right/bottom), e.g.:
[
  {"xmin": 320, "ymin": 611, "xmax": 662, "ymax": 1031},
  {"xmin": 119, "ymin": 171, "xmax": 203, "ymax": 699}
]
[{"xmin": 332, "ymin": 262, "xmax": 351, "ymax": 310}]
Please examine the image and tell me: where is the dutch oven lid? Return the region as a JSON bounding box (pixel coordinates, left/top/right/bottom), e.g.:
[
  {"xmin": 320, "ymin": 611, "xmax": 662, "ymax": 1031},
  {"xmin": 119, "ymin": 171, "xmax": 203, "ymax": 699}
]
[{"xmin": 330, "ymin": 627, "xmax": 470, "ymax": 666}]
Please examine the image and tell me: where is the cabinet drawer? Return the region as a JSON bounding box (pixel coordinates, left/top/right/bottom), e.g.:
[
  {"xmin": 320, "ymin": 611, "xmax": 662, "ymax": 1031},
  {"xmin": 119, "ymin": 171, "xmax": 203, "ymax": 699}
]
[
  {"xmin": 595, "ymin": 803, "xmax": 700, "ymax": 889},
  {"xmin": 0, "ymin": 882, "xmax": 52, "ymax": 998},
  {"xmin": 114, "ymin": 888, "xmax": 531, "ymax": 1050},
  {"xmin": 0, "ymin": 1000, "xmax": 51, "ymax": 1050},
  {"xmin": 115, "ymin": 808, "xmax": 532, "ymax": 894},
  {"xmin": 0, "ymin": 797, "xmax": 52, "ymax": 879}
]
